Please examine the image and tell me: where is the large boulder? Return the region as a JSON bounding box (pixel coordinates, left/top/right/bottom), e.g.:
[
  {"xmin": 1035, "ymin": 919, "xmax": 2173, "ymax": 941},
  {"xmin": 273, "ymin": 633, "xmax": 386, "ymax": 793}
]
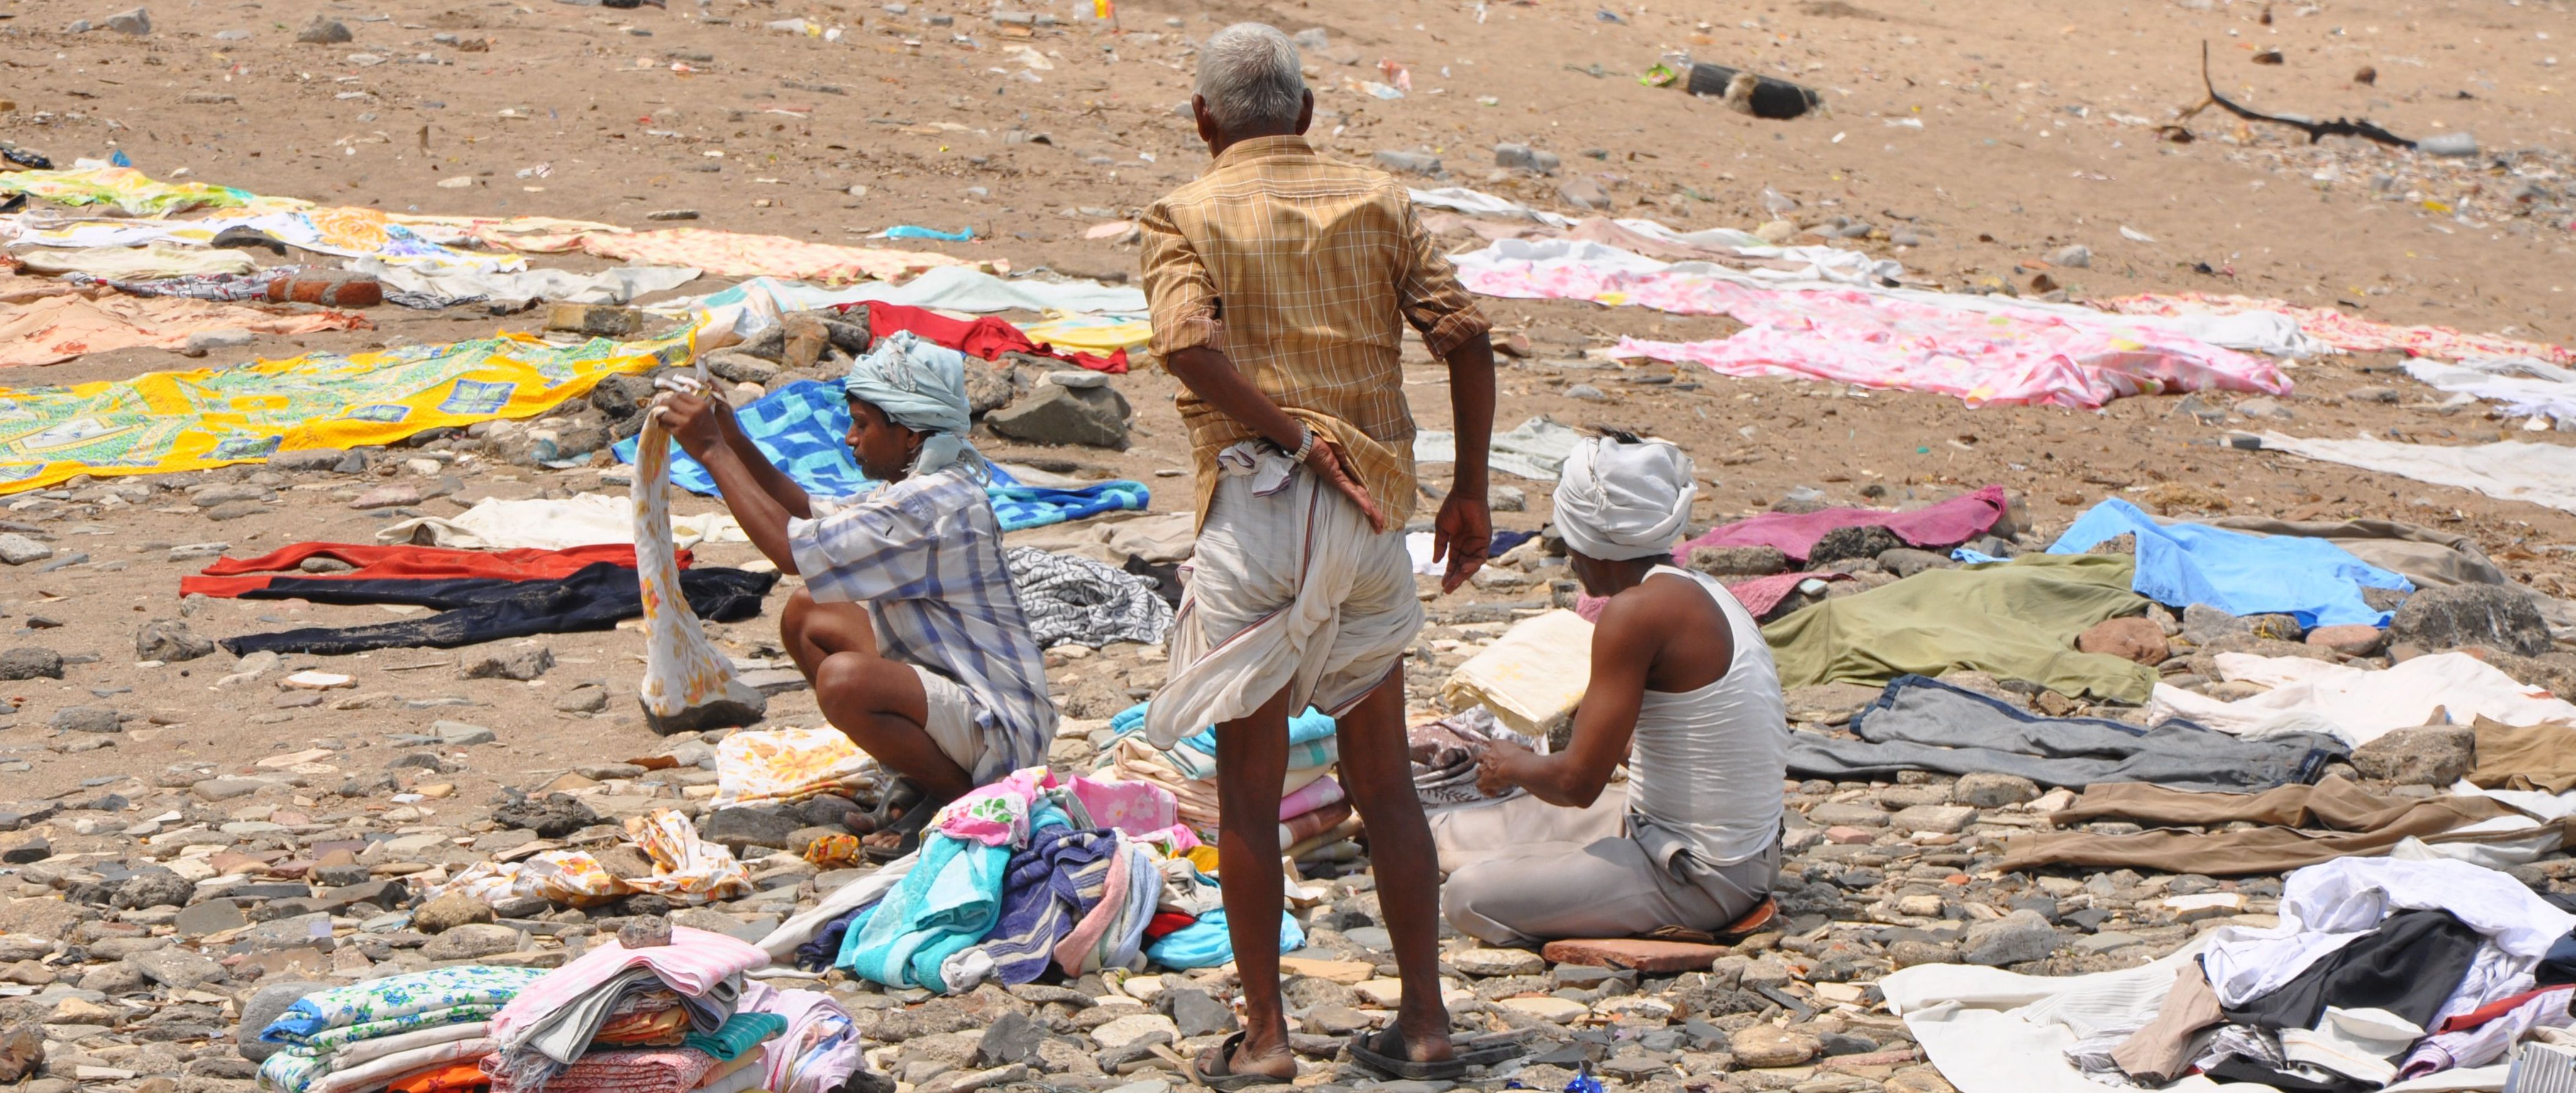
[
  {"xmin": 2390, "ymin": 584, "xmax": 2550, "ymax": 657},
  {"xmin": 2077, "ymin": 617, "xmax": 2169, "ymax": 665},
  {"xmin": 2349, "ymin": 725, "xmax": 2476, "ymax": 786},
  {"xmin": 984, "ymin": 377, "xmax": 1130, "ymax": 449}
]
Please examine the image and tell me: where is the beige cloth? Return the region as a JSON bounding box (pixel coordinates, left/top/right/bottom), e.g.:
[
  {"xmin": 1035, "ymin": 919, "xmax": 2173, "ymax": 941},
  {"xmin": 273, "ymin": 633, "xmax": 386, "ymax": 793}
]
[
  {"xmin": 1998, "ymin": 774, "xmax": 2551, "ymax": 876},
  {"xmin": 1430, "ymin": 784, "xmax": 1629, "ymax": 874},
  {"xmin": 1439, "ymin": 786, "xmax": 1778, "ymax": 947},
  {"xmin": 1441, "ymin": 609, "xmax": 1598, "ymax": 736},
  {"xmin": 13, "ymin": 242, "xmax": 259, "ymax": 279},
  {"xmin": 2110, "ymin": 962, "xmax": 2225, "ymax": 1083},
  {"xmin": 1143, "ymin": 443, "xmax": 1420, "ymax": 748},
  {"xmin": 2469, "ymin": 717, "xmax": 2576, "ymax": 793}
]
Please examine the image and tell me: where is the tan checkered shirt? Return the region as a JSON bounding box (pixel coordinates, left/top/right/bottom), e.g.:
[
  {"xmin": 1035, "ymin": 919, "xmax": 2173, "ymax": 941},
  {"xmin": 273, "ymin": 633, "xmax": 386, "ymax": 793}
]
[{"xmin": 1140, "ymin": 135, "xmax": 1491, "ymax": 529}]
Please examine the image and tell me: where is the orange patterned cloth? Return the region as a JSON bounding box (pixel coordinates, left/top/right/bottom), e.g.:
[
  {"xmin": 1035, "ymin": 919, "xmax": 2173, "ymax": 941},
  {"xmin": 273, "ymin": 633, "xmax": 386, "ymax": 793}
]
[
  {"xmin": 459, "ymin": 226, "xmax": 988, "ymax": 286},
  {"xmin": 387, "ymin": 1061, "xmax": 492, "ymax": 1093},
  {"xmin": 2100, "ymin": 292, "xmax": 2574, "ymax": 365},
  {"xmin": 593, "ymin": 1007, "xmax": 689, "ymax": 1047},
  {"xmin": 0, "ymin": 274, "xmax": 369, "ymax": 368}
]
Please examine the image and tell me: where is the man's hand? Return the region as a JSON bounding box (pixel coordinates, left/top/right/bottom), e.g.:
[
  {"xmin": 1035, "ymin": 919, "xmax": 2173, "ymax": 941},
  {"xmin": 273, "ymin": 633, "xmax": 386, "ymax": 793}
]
[
  {"xmin": 652, "ymin": 389, "xmax": 735, "ymax": 462},
  {"xmin": 1433, "ymin": 492, "xmax": 1491, "ymax": 594},
  {"xmin": 1475, "ymin": 739, "xmax": 1532, "ymax": 797},
  {"xmin": 1304, "ymin": 436, "xmax": 1388, "ymax": 534}
]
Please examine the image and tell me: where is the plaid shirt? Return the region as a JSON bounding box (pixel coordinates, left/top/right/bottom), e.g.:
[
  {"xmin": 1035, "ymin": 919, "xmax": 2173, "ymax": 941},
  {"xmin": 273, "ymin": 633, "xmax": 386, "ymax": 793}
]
[
  {"xmin": 1140, "ymin": 135, "xmax": 1491, "ymax": 529},
  {"xmin": 786, "ymin": 465, "xmax": 1055, "ymax": 781}
]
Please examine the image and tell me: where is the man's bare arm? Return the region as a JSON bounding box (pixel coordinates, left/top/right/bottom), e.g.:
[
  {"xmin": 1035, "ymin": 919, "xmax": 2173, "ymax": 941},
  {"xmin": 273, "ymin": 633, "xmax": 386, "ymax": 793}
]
[
  {"xmin": 1432, "ymin": 334, "xmax": 1497, "ymax": 592},
  {"xmin": 1481, "ymin": 597, "xmax": 1656, "ymax": 807}
]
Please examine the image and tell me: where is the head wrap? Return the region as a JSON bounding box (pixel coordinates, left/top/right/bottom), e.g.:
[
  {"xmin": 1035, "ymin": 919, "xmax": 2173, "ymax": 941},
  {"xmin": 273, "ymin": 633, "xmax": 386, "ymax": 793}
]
[
  {"xmin": 843, "ymin": 330, "xmax": 986, "ymax": 478},
  {"xmin": 1552, "ymin": 436, "xmax": 1698, "ymax": 561}
]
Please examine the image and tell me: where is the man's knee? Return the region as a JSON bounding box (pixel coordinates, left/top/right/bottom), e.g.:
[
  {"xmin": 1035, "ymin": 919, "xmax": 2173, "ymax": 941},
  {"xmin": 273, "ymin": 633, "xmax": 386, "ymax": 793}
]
[
  {"xmin": 814, "ymin": 650, "xmax": 900, "ymax": 711},
  {"xmin": 780, "ymin": 587, "xmax": 818, "ymax": 636}
]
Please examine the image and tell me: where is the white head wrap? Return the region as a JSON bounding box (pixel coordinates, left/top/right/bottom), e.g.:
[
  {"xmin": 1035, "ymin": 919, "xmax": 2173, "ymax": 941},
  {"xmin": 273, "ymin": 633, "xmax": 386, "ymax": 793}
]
[
  {"xmin": 843, "ymin": 330, "xmax": 986, "ymax": 478},
  {"xmin": 1552, "ymin": 436, "xmax": 1697, "ymax": 561}
]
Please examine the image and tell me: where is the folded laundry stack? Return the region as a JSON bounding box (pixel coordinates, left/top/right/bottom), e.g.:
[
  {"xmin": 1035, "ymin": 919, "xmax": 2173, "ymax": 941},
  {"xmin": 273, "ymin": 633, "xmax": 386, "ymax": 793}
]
[
  {"xmin": 1099, "ymin": 702, "xmax": 1355, "ymax": 859},
  {"xmin": 467, "ymin": 923, "xmax": 859, "ymax": 1093},
  {"xmin": 255, "ymin": 967, "xmax": 548, "ymax": 1093}
]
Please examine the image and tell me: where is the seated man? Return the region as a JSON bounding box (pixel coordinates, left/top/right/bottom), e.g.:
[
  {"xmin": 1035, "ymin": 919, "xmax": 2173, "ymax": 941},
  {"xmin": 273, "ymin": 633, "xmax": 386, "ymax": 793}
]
[
  {"xmin": 657, "ymin": 333, "xmax": 1057, "ymax": 852},
  {"xmin": 1440, "ymin": 435, "xmax": 1787, "ymax": 946}
]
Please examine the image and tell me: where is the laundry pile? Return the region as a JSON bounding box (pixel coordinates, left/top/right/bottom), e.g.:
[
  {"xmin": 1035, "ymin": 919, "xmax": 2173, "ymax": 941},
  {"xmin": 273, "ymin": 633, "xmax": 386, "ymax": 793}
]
[
  {"xmin": 428, "ymin": 810, "xmax": 757, "ymax": 909},
  {"xmin": 1883, "ymin": 858, "xmax": 2576, "ymax": 1093},
  {"xmin": 757, "ymin": 767, "xmax": 1305, "ymax": 992},
  {"xmin": 253, "ymin": 967, "xmax": 548, "ymax": 1093}
]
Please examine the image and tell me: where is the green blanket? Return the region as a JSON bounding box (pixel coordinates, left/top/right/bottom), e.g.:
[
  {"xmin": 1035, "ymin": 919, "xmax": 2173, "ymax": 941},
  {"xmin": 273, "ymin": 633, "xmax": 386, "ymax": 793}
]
[{"xmin": 1763, "ymin": 553, "xmax": 2158, "ymax": 703}]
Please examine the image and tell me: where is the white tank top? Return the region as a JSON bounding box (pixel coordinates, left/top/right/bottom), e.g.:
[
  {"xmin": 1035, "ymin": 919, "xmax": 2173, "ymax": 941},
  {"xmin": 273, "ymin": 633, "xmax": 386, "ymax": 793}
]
[{"xmin": 1624, "ymin": 565, "xmax": 1789, "ymax": 868}]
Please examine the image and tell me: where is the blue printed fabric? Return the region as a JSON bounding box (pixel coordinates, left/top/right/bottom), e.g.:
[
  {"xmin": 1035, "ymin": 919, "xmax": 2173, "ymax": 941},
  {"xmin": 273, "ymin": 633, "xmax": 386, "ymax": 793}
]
[
  {"xmin": 2047, "ymin": 499, "xmax": 2412, "ymax": 628},
  {"xmin": 1110, "ymin": 702, "xmax": 1339, "ymax": 769},
  {"xmin": 614, "ymin": 380, "xmax": 1149, "ymax": 532},
  {"xmin": 1143, "ymin": 909, "xmax": 1307, "ymax": 971}
]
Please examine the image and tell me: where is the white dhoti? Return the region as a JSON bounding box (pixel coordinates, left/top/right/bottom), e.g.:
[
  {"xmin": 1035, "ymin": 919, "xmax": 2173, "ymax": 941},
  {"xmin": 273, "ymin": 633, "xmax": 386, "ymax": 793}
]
[{"xmin": 1144, "ymin": 443, "xmax": 1422, "ymax": 748}]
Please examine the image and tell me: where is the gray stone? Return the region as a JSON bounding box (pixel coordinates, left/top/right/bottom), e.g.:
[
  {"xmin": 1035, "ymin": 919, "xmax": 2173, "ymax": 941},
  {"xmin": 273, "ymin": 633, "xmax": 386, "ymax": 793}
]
[
  {"xmin": 421, "ymin": 923, "xmax": 522, "ymax": 960},
  {"xmin": 1810, "ymin": 525, "xmax": 1907, "ymax": 565},
  {"xmin": 2390, "ymin": 584, "xmax": 2551, "ymax": 657},
  {"xmin": 2179, "ymin": 602, "xmax": 2251, "ymax": 645},
  {"xmin": 460, "ymin": 646, "xmax": 553, "ymax": 681},
  {"xmin": 972, "ymin": 1009, "xmax": 1045, "ymax": 1067},
  {"xmin": 192, "ymin": 777, "xmax": 266, "ymax": 801},
  {"xmin": 0, "ymin": 837, "xmax": 45, "ymax": 864},
  {"xmin": 268, "ymin": 448, "xmax": 351, "ymax": 473},
  {"xmin": 51, "ymin": 706, "xmax": 123, "ymax": 734},
  {"xmin": 296, "ymin": 16, "xmax": 352, "ymax": 43},
  {"xmin": 555, "ymin": 688, "xmax": 610, "ymax": 714},
  {"xmin": 1159, "ymin": 986, "xmax": 1235, "ymax": 1037},
  {"xmin": 1494, "ymin": 142, "xmax": 1560, "ymax": 173},
  {"xmin": 2350, "ymin": 725, "xmax": 2477, "ymax": 786},
  {"xmin": 0, "ymin": 534, "xmax": 53, "ymax": 565},
  {"xmin": 1686, "ymin": 545, "xmax": 1790, "ymax": 577},
  {"xmin": 0, "ymin": 1021, "xmax": 40, "ymax": 1084},
  {"xmin": 1557, "ymin": 176, "xmax": 1610, "ymax": 210},
  {"xmin": 704, "ymin": 805, "xmax": 804, "ymax": 852},
  {"xmin": 0, "ymin": 648, "xmax": 64, "ymax": 681},
  {"xmin": 173, "ymin": 899, "xmax": 247, "ymax": 937},
  {"xmin": 1370, "ymin": 150, "xmax": 1442, "ymax": 175},
  {"xmin": 433, "ymin": 720, "xmax": 496, "ymax": 746},
  {"xmin": 962, "ymin": 361, "xmax": 1019, "ymax": 415},
  {"xmin": 1877, "ymin": 547, "xmax": 1957, "ymax": 578},
  {"xmin": 128, "ymin": 947, "xmax": 226, "ymax": 989},
  {"xmin": 1953, "ymin": 772, "xmax": 2040, "ymax": 808},
  {"xmin": 101, "ymin": 6, "xmax": 151, "ymax": 34},
  {"xmin": 136, "ymin": 619, "xmax": 217, "ymax": 663},
  {"xmin": 1963, "ymin": 909, "xmax": 2062, "ymax": 966},
  {"xmin": 238, "ymin": 981, "xmax": 330, "ymax": 1062},
  {"xmin": 704, "ymin": 352, "xmax": 781, "ymax": 387},
  {"xmin": 2050, "ymin": 244, "xmax": 2092, "ymax": 269},
  {"xmin": 984, "ymin": 383, "xmax": 1130, "ymax": 449},
  {"xmin": 114, "ymin": 868, "xmax": 195, "ymax": 909},
  {"xmin": 412, "ymin": 891, "xmax": 495, "ymax": 934},
  {"xmin": 493, "ymin": 793, "xmax": 598, "ymax": 837}
]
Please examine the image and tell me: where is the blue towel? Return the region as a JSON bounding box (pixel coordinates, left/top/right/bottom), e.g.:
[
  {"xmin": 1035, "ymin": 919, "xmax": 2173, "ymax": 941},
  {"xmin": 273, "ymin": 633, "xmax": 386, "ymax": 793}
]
[
  {"xmin": 1110, "ymin": 700, "xmax": 1337, "ymax": 757},
  {"xmin": 839, "ymin": 832, "xmax": 1010, "ymax": 991},
  {"xmin": 1144, "ymin": 908, "xmax": 1307, "ymax": 970},
  {"xmin": 2046, "ymin": 499, "xmax": 2412, "ymax": 628},
  {"xmin": 613, "ymin": 379, "xmax": 1151, "ymax": 532}
]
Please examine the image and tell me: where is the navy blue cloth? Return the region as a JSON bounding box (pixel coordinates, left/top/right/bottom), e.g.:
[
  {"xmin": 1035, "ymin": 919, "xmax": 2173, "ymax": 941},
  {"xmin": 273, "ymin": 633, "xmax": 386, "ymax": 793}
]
[
  {"xmin": 2541, "ymin": 930, "xmax": 2576, "ymax": 987},
  {"xmin": 2046, "ymin": 499, "xmax": 2411, "ymax": 628},
  {"xmin": 218, "ymin": 564, "xmax": 776, "ymax": 656}
]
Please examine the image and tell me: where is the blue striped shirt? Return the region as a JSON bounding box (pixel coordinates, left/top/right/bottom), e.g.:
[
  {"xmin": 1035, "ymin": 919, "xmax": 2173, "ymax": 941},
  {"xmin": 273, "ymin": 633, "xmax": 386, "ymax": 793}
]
[{"xmin": 785, "ymin": 465, "xmax": 1055, "ymax": 781}]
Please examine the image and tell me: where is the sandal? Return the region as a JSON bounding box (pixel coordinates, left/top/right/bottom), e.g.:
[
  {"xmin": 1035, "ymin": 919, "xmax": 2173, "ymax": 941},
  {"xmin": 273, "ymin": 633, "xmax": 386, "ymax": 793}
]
[
  {"xmin": 1346, "ymin": 1028, "xmax": 1527, "ymax": 1081},
  {"xmin": 1714, "ymin": 895, "xmax": 1780, "ymax": 943},
  {"xmin": 1193, "ymin": 1031, "xmax": 1290, "ymax": 1091},
  {"xmin": 861, "ymin": 802, "xmax": 934, "ymax": 863}
]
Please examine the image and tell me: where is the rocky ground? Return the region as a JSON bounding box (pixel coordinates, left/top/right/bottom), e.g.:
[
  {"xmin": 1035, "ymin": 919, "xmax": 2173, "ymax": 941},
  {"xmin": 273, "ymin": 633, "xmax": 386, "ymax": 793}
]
[{"xmin": 5, "ymin": 0, "xmax": 2576, "ymax": 1090}]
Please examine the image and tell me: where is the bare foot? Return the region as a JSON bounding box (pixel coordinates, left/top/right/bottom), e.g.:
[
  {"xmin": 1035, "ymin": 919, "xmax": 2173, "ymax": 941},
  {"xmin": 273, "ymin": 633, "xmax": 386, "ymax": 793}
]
[
  {"xmin": 1395, "ymin": 1008, "xmax": 1455, "ymax": 1063},
  {"xmin": 1202, "ymin": 1037, "xmax": 1296, "ymax": 1083}
]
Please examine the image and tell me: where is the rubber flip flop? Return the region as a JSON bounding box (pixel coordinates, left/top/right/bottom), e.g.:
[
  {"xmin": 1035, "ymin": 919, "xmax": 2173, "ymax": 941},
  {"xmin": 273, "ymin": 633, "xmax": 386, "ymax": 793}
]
[
  {"xmin": 1346, "ymin": 1028, "xmax": 1527, "ymax": 1081},
  {"xmin": 1714, "ymin": 895, "xmax": 1781, "ymax": 943},
  {"xmin": 1192, "ymin": 1031, "xmax": 1286, "ymax": 1091},
  {"xmin": 862, "ymin": 802, "xmax": 933, "ymax": 864}
]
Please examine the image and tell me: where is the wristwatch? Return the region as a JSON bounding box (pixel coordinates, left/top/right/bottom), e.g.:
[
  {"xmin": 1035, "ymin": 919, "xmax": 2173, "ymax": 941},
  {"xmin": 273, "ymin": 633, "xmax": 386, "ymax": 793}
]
[{"xmin": 1288, "ymin": 426, "xmax": 1316, "ymax": 463}]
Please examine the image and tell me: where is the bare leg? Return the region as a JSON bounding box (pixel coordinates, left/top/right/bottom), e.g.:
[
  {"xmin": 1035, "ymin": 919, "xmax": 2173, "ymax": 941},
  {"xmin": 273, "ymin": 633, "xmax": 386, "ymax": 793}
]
[
  {"xmin": 1210, "ymin": 684, "xmax": 1298, "ymax": 1082},
  {"xmin": 780, "ymin": 590, "xmax": 974, "ymax": 838},
  {"xmin": 1333, "ymin": 666, "xmax": 1455, "ymax": 1062}
]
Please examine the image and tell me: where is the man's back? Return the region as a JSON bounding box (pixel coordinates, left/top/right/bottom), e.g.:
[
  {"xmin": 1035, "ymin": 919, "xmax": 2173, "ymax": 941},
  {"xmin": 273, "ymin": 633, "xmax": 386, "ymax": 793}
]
[{"xmin": 1141, "ymin": 134, "xmax": 1488, "ymax": 529}]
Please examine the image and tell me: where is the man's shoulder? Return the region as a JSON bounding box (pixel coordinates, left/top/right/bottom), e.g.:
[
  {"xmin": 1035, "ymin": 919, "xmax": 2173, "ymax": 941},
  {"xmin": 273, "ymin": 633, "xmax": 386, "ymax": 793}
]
[
  {"xmin": 1157, "ymin": 148, "xmax": 1406, "ymax": 209},
  {"xmin": 853, "ymin": 465, "xmax": 994, "ymax": 518}
]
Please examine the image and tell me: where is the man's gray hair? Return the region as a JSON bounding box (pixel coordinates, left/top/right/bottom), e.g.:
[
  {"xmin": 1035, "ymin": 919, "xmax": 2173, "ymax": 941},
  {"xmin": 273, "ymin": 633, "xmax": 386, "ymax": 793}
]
[{"xmin": 1195, "ymin": 23, "xmax": 1307, "ymax": 133}]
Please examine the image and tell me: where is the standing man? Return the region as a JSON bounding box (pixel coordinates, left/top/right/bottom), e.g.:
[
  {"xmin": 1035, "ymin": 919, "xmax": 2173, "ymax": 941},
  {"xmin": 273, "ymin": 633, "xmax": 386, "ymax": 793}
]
[{"xmin": 1137, "ymin": 21, "xmax": 1500, "ymax": 1087}]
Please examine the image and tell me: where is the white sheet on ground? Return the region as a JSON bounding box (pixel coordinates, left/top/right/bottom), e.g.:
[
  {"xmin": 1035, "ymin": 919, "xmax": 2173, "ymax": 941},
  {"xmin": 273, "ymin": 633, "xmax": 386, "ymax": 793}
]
[
  {"xmin": 657, "ymin": 266, "xmax": 1146, "ymax": 317},
  {"xmin": 377, "ymin": 493, "xmax": 746, "ymax": 551},
  {"xmin": 2260, "ymin": 433, "xmax": 2576, "ymax": 515},
  {"xmin": 2145, "ymin": 651, "xmax": 2576, "ymax": 747},
  {"xmin": 1415, "ymin": 415, "xmax": 1586, "ymax": 481},
  {"xmin": 352, "ymin": 259, "xmax": 700, "ymax": 308},
  {"xmin": 1881, "ymin": 945, "xmax": 2260, "ymax": 1093},
  {"xmin": 1407, "ymin": 186, "xmax": 1578, "ymax": 228},
  {"xmin": 2403, "ymin": 358, "xmax": 2576, "ymax": 424}
]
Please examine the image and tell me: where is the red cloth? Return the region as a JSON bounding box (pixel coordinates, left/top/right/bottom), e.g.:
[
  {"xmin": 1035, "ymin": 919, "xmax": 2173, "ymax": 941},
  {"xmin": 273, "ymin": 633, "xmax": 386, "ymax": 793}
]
[
  {"xmin": 183, "ymin": 542, "xmax": 675, "ymax": 598},
  {"xmin": 857, "ymin": 300, "xmax": 1129, "ymax": 374},
  {"xmin": 1673, "ymin": 484, "xmax": 2010, "ymax": 564},
  {"xmin": 2439, "ymin": 985, "xmax": 2574, "ymax": 1034},
  {"xmin": 1576, "ymin": 570, "xmax": 1850, "ymax": 623},
  {"xmin": 1142, "ymin": 911, "xmax": 1196, "ymax": 941}
]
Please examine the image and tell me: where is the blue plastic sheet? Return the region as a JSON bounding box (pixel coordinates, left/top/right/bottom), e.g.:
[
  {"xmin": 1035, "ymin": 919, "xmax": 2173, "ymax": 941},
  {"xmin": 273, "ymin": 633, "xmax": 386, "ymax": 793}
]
[{"xmin": 2046, "ymin": 498, "xmax": 2411, "ymax": 628}]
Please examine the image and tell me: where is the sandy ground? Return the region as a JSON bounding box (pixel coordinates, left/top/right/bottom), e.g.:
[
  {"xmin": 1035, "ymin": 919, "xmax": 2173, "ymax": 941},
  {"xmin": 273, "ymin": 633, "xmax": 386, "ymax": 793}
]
[{"xmin": 4, "ymin": 0, "xmax": 2575, "ymax": 812}]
